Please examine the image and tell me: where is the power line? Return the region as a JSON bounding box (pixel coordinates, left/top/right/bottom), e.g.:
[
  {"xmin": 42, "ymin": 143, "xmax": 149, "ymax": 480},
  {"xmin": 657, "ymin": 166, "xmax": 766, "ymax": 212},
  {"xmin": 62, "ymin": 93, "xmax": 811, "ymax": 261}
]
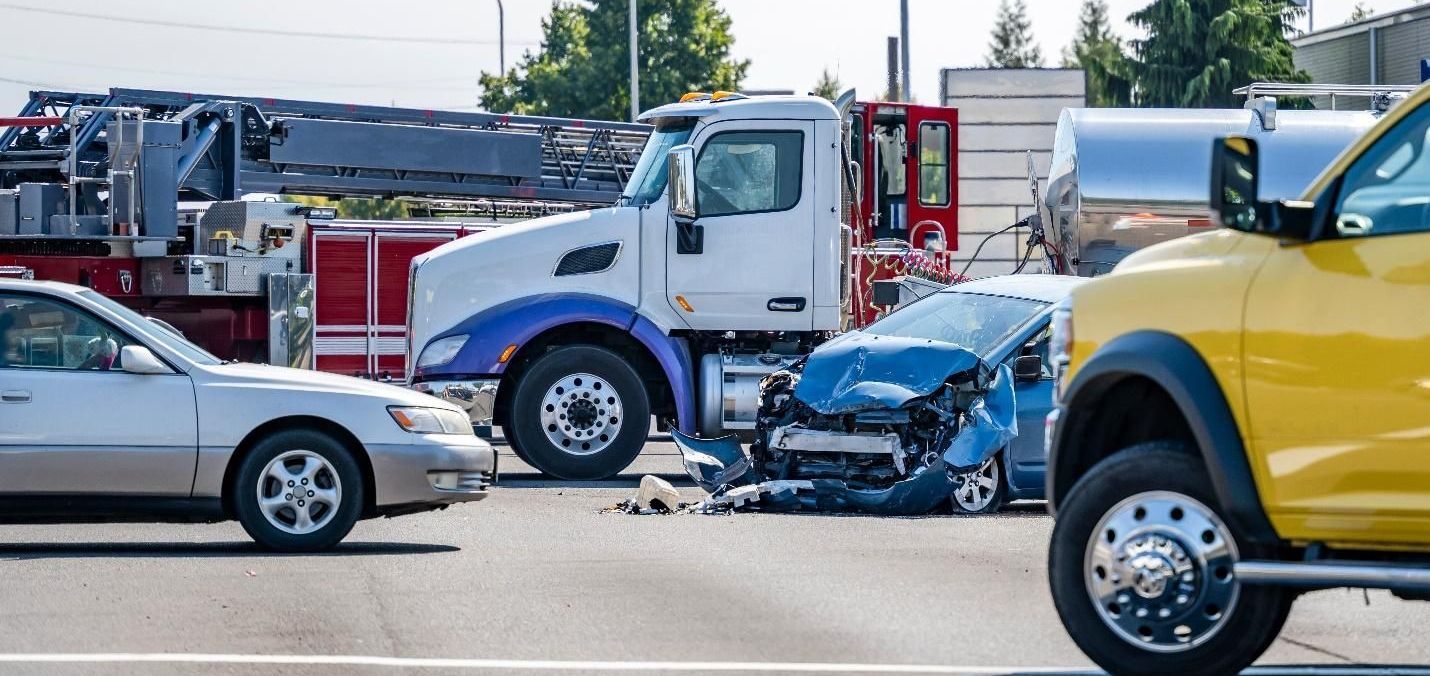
[
  {"xmin": 0, "ymin": 52, "xmax": 478, "ymax": 89},
  {"xmin": 0, "ymin": 3, "xmax": 539, "ymax": 47}
]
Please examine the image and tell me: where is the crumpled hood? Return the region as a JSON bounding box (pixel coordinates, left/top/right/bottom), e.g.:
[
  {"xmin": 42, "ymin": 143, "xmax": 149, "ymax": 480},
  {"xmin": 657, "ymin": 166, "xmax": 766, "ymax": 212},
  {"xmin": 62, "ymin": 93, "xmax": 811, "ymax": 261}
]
[{"xmin": 792, "ymin": 332, "xmax": 984, "ymax": 415}]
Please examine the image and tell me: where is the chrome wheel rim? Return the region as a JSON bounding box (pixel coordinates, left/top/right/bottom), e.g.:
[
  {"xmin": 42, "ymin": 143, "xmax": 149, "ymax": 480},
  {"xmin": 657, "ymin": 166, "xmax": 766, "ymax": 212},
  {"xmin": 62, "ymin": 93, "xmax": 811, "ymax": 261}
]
[
  {"xmin": 538, "ymin": 373, "xmax": 623, "ymax": 456},
  {"xmin": 1084, "ymin": 491, "xmax": 1240, "ymax": 653},
  {"xmin": 953, "ymin": 456, "xmax": 999, "ymax": 511},
  {"xmin": 257, "ymin": 450, "xmax": 342, "ymax": 535}
]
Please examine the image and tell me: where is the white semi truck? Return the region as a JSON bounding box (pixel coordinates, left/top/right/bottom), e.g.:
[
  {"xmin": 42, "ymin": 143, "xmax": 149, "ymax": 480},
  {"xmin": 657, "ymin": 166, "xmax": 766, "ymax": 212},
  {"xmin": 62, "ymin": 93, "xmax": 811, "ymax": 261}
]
[{"xmin": 407, "ymin": 91, "xmax": 962, "ymax": 479}]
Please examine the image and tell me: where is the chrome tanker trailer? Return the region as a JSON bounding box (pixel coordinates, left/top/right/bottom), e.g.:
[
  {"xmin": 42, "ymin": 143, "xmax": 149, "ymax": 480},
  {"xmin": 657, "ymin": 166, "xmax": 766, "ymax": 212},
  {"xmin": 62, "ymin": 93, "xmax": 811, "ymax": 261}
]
[{"xmin": 1042, "ymin": 83, "xmax": 1412, "ymax": 276}]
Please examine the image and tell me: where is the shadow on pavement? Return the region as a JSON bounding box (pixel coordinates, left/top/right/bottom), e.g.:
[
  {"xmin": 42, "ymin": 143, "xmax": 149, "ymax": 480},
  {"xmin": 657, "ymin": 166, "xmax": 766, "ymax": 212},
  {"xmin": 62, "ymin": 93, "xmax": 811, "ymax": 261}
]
[
  {"xmin": 495, "ymin": 472, "xmax": 695, "ymax": 489},
  {"xmin": 0, "ymin": 541, "xmax": 458, "ymax": 561}
]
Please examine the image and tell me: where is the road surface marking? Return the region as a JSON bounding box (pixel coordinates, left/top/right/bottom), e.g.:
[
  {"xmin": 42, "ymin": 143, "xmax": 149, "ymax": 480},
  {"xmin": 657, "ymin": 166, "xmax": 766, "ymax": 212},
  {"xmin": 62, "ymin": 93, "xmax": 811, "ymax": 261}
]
[{"xmin": 0, "ymin": 653, "xmax": 1083, "ymax": 673}]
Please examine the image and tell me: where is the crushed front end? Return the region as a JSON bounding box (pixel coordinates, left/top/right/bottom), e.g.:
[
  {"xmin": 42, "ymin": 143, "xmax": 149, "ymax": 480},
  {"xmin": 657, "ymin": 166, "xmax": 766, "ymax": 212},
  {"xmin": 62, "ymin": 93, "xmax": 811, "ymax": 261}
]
[{"xmin": 672, "ymin": 333, "xmax": 1017, "ymax": 515}]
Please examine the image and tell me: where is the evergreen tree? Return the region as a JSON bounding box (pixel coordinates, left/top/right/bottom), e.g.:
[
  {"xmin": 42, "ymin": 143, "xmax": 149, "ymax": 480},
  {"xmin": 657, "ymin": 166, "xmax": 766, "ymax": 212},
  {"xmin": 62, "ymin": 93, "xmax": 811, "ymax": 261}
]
[
  {"xmin": 985, "ymin": 0, "xmax": 1044, "ymax": 68},
  {"xmin": 1128, "ymin": 0, "xmax": 1308, "ymax": 108},
  {"xmin": 1061, "ymin": 0, "xmax": 1132, "ymax": 106},
  {"xmin": 812, "ymin": 68, "xmax": 842, "ymax": 100},
  {"xmin": 1347, "ymin": 2, "xmax": 1373, "ymax": 23},
  {"xmin": 479, "ymin": 0, "xmax": 748, "ymax": 121}
]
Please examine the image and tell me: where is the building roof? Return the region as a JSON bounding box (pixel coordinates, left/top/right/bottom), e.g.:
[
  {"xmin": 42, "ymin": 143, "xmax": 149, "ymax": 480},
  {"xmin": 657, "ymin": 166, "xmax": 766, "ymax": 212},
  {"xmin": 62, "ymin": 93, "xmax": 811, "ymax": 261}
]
[{"xmin": 1293, "ymin": 3, "xmax": 1430, "ymax": 48}]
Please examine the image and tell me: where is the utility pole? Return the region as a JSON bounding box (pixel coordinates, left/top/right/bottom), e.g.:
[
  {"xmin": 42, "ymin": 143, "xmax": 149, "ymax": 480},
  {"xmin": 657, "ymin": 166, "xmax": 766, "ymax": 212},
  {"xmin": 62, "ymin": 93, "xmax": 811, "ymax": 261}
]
[
  {"xmin": 886, "ymin": 37, "xmax": 900, "ymax": 101},
  {"xmin": 630, "ymin": 0, "xmax": 640, "ymax": 122},
  {"xmin": 495, "ymin": 0, "xmax": 505, "ymax": 75},
  {"xmin": 900, "ymin": 0, "xmax": 910, "ymax": 102}
]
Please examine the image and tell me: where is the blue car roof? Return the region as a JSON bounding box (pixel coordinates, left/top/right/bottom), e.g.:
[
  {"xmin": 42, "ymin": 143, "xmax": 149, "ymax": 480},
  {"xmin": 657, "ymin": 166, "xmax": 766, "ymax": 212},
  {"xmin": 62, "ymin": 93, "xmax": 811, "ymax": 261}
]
[{"xmin": 939, "ymin": 274, "xmax": 1087, "ymax": 304}]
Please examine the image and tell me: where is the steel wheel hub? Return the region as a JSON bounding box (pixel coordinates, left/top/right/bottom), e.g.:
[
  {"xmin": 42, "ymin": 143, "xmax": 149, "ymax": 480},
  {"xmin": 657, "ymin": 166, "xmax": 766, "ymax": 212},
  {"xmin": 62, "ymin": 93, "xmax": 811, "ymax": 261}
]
[
  {"xmin": 257, "ymin": 450, "xmax": 342, "ymax": 535},
  {"xmin": 539, "ymin": 373, "xmax": 623, "ymax": 456},
  {"xmin": 1084, "ymin": 491, "xmax": 1240, "ymax": 652},
  {"xmin": 952, "ymin": 456, "xmax": 999, "ymax": 511}
]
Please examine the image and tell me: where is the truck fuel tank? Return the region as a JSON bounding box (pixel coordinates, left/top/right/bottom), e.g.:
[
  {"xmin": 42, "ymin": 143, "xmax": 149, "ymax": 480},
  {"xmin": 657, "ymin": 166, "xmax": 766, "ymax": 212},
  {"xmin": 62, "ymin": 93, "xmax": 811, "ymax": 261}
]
[
  {"xmin": 1044, "ymin": 105, "xmax": 1381, "ymax": 276},
  {"xmin": 699, "ymin": 351, "xmax": 803, "ymax": 436}
]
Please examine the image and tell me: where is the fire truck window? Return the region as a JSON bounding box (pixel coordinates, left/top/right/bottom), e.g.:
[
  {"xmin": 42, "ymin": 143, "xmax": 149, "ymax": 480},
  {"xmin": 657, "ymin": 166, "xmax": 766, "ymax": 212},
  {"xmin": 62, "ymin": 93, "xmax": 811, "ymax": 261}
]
[
  {"xmin": 0, "ymin": 296, "xmax": 131, "ymax": 371},
  {"xmin": 695, "ymin": 130, "xmax": 804, "ymax": 217},
  {"xmin": 919, "ymin": 123, "xmax": 951, "ymax": 206}
]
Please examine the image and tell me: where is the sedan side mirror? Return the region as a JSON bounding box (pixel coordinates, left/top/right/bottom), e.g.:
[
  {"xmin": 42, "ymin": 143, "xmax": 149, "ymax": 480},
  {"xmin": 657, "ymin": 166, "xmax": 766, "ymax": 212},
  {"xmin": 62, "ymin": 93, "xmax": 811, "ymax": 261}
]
[
  {"xmin": 120, "ymin": 345, "xmax": 173, "ymax": 375},
  {"xmin": 1013, "ymin": 354, "xmax": 1044, "ymax": 382}
]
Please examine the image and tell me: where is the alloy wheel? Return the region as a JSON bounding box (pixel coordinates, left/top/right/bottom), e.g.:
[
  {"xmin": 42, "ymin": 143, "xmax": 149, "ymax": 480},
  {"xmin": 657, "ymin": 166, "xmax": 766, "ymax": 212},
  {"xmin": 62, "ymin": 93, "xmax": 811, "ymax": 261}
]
[
  {"xmin": 1083, "ymin": 490, "xmax": 1241, "ymax": 652},
  {"xmin": 953, "ymin": 455, "xmax": 1000, "ymax": 511},
  {"xmin": 538, "ymin": 372, "xmax": 624, "ymax": 456},
  {"xmin": 256, "ymin": 450, "xmax": 343, "ymax": 535}
]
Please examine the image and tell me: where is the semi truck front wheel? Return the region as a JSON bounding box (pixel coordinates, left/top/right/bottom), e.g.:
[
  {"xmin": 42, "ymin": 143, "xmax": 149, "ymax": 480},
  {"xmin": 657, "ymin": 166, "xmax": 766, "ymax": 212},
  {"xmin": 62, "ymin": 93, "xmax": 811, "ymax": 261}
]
[{"xmin": 507, "ymin": 345, "xmax": 650, "ymax": 480}]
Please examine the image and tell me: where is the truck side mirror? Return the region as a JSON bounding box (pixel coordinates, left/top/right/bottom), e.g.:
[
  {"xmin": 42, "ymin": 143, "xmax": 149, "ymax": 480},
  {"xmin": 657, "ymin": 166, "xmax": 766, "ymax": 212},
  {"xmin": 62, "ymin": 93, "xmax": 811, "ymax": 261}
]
[
  {"xmin": 1210, "ymin": 136, "xmax": 1261, "ymax": 232},
  {"xmin": 668, "ymin": 144, "xmax": 703, "ymax": 254},
  {"xmin": 668, "ymin": 144, "xmax": 697, "ymax": 222},
  {"xmin": 1209, "ymin": 136, "xmax": 1314, "ymax": 241}
]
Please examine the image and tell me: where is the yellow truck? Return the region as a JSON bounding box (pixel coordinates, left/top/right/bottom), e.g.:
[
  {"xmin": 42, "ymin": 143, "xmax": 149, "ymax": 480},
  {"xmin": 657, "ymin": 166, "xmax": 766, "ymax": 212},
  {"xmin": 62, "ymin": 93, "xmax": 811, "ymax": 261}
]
[{"xmin": 1043, "ymin": 83, "xmax": 1430, "ymax": 675}]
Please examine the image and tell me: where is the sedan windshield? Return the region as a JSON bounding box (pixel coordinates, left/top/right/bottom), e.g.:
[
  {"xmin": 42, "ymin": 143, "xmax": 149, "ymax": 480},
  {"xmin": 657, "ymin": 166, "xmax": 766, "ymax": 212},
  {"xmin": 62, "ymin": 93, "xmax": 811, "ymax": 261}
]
[
  {"xmin": 79, "ymin": 290, "xmax": 224, "ymax": 366},
  {"xmin": 862, "ymin": 291, "xmax": 1048, "ymax": 357},
  {"xmin": 620, "ymin": 118, "xmax": 696, "ymax": 207}
]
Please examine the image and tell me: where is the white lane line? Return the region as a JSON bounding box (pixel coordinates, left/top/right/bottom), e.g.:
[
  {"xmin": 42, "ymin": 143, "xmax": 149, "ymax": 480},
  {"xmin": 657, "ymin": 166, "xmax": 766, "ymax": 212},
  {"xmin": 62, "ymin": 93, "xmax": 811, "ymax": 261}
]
[{"xmin": 0, "ymin": 654, "xmax": 1085, "ymax": 673}]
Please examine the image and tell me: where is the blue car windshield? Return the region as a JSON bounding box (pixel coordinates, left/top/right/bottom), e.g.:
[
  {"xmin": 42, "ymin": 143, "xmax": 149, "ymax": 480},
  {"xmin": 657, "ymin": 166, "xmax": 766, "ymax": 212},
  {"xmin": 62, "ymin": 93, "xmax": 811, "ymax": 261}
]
[
  {"xmin": 620, "ymin": 118, "xmax": 696, "ymax": 206},
  {"xmin": 861, "ymin": 291, "xmax": 1047, "ymax": 358}
]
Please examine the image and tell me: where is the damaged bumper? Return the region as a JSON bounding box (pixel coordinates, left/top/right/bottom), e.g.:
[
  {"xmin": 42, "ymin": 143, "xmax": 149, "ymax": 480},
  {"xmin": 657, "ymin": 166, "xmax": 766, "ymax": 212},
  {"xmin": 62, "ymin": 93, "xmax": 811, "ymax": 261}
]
[{"xmin": 672, "ymin": 333, "xmax": 1018, "ymax": 515}]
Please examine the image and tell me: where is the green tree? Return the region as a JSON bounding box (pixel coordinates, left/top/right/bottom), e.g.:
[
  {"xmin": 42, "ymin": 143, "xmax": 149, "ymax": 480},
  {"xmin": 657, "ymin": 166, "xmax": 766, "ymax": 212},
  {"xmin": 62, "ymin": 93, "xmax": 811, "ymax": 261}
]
[
  {"xmin": 1347, "ymin": 2, "xmax": 1373, "ymax": 23},
  {"xmin": 282, "ymin": 195, "xmax": 407, "ymax": 220},
  {"xmin": 812, "ymin": 67, "xmax": 842, "ymax": 100},
  {"xmin": 1127, "ymin": 0, "xmax": 1308, "ymax": 108},
  {"xmin": 1061, "ymin": 0, "xmax": 1132, "ymax": 106},
  {"xmin": 479, "ymin": 0, "xmax": 749, "ymax": 121},
  {"xmin": 986, "ymin": 0, "xmax": 1044, "ymax": 68}
]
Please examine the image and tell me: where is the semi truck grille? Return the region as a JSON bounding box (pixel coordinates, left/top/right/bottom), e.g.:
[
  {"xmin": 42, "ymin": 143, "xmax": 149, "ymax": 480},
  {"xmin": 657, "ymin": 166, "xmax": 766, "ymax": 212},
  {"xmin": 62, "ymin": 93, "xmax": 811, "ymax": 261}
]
[{"xmin": 554, "ymin": 242, "xmax": 621, "ymax": 276}]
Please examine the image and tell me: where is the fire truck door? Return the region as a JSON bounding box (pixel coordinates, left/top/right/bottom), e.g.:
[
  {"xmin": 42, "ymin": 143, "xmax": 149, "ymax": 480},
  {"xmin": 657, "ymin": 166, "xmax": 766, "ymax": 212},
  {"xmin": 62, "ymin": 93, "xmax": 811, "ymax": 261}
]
[
  {"xmin": 905, "ymin": 105, "xmax": 958, "ymax": 253},
  {"xmin": 312, "ymin": 232, "xmax": 372, "ymax": 377}
]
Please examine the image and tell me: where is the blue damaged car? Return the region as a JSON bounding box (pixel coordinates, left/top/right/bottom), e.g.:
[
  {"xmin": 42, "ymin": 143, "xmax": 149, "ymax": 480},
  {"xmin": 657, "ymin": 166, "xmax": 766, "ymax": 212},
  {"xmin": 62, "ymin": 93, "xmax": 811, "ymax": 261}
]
[{"xmin": 672, "ymin": 274, "xmax": 1086, "ymax": 515}]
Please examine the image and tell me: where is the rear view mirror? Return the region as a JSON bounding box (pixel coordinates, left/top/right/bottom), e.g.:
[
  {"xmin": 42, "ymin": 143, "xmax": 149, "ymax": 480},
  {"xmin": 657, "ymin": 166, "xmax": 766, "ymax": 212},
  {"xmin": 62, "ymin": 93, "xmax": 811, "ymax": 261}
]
[
  {"xmin": 1013, "ymin": 355, "xmax": 1044, "ymax": 382},
  {"xmin": 1210, "ymin": 136, "xmax": 1260, "ymax": 231},
  {"xmin": 667, "ymin": 144, "xmax": 697, "ymax": 222}
]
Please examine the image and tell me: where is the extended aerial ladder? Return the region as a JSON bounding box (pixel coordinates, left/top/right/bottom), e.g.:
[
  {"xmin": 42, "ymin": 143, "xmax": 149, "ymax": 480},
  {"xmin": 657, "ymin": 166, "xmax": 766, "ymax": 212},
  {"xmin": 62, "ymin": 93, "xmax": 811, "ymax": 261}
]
[
  {"xmin": 0, "ymin": 87, "xmax": 650, "ymax": 244},
  {"xmin": 0, "ymin": 88, "xmax": 651, "ymax": 373}
]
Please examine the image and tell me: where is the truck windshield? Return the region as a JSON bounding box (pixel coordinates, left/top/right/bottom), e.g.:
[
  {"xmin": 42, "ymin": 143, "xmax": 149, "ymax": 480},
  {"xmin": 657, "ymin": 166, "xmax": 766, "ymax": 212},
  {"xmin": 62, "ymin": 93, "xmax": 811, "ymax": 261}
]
[{"xmin": 621, "ymin": 119, "xmax": 696, "ymax": 207}]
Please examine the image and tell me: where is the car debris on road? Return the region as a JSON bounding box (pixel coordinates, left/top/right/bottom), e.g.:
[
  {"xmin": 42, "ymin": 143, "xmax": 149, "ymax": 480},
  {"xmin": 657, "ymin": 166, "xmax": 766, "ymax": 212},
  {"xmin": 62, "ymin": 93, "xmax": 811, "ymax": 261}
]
[{"xmin": 663, "ymin": 332, "xmax": 1018, "ymax": 516}]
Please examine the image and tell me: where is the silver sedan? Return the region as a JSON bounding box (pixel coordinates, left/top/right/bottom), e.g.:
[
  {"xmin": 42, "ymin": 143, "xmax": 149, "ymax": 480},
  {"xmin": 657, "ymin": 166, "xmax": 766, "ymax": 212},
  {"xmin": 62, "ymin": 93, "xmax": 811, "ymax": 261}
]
[{"xmin": 0, "ymin": 279, "xmax": 495, "ymax": 551}]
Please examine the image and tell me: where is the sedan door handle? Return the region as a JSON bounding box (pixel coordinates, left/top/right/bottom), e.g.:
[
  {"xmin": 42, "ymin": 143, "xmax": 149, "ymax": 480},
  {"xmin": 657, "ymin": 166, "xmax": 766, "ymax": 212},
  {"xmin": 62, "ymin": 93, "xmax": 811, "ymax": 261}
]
[{"xmin": 1, "ymin": 390, "xmax": 31, "ymax": 403}]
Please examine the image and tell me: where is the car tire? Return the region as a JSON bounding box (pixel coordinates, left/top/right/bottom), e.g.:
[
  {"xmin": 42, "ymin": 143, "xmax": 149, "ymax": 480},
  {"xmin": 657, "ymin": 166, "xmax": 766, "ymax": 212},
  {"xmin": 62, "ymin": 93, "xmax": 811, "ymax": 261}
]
[
  {"xmin": 1048, "ymin": 441, "xmax": 1294, "ymax": 676},
  {"xmin": 233, "ymin": 429, "xmax": 364, "ymax": 552},
  {"xmin": 507, "ymin": 345, "xmax": 650, "ymax": 480},
  {"xmin": 950, "ymin": 453, "xmax": 1006, "ymax": 514}
]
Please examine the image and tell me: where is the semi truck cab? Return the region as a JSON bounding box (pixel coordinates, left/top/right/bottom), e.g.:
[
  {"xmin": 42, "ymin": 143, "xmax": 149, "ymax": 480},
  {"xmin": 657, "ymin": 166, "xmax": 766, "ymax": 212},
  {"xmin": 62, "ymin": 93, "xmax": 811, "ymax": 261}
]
[{"xmin": 407, "ymin": 93, "xmax": 853, "ymax": 479}]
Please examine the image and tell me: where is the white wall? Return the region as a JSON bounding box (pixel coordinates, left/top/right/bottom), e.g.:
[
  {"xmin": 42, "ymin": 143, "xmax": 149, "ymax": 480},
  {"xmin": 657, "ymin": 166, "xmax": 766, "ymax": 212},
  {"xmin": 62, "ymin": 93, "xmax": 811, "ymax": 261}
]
[{"xmin": 942, "ymin": 68, "xmax": 1084, "ymax": 277}]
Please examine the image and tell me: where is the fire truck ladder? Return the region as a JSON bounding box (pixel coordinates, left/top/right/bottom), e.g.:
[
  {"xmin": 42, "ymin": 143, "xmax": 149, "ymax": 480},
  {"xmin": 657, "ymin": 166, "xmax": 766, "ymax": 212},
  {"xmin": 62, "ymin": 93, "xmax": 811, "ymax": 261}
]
[{"xmin": 0, "ymin": 88, "xmax": 651, "ymax": 240}]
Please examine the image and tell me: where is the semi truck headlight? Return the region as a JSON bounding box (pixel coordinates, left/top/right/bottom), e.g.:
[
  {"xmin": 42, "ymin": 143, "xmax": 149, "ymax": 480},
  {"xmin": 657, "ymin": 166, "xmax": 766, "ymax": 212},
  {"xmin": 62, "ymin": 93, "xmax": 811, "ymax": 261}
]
[
  {"xmin": 389, "ymin": 406, "xmax": 473, "ymax": 435},
  {"xmin": 416, "ymin": 335, "xmax": 468, "ymax": 369}
]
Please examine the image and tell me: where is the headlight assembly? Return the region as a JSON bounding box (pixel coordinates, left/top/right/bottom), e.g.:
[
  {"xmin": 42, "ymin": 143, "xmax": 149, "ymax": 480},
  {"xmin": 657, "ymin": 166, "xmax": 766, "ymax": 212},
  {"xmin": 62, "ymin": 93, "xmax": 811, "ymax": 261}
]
[
  {"xmin": 416, "ymin": 335, "xmax": 468, "ymax": 369},
  {"xmin": 388, "ymin": 406, "xmax": 474, "ymax": 435}
]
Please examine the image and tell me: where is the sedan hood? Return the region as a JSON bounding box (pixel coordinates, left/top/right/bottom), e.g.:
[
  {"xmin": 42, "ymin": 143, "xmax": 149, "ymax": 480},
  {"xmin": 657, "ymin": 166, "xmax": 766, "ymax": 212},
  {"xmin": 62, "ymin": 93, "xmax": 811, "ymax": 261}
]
[
  {"xmin": 196, "ymin": 363, "xmax": 451, "ymax": 409},
  {"xmin": 793, "ymin": 332, "xmax": 984, "ymax": 415}
]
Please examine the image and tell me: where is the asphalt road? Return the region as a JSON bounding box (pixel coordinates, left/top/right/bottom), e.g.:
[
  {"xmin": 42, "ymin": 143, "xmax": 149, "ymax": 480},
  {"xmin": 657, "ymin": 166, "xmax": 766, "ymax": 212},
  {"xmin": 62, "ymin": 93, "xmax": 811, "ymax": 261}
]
[{"xmin": 0, "ymin": 442, "xmax": 1427, "ymax": 675}]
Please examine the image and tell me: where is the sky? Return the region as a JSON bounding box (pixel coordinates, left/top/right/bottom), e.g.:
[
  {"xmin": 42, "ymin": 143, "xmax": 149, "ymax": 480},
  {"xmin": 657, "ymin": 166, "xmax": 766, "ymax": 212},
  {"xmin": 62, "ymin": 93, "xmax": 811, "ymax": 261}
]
[{"xmin": 0, "ymin": 0, "xmax": 1422, "ymax": 118}]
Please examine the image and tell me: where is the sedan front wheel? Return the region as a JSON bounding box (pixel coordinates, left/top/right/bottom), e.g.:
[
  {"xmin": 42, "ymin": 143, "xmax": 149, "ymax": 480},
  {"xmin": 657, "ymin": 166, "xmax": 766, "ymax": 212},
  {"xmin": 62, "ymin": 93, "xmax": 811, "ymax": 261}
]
[{"xmin": 233, "ymin": 429, "xmax": 363, "ymax": 552}]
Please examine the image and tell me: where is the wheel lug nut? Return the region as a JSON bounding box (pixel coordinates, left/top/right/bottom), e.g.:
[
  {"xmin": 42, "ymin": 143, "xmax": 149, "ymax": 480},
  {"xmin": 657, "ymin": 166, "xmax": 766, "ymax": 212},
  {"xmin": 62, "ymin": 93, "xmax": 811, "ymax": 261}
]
[
  {"xmin": 288, "ymin": 480, "xmax": 295, "ymax": 487},
  {"xmin": 298, "ymin": 500, "xmax": 305, "ymax": 507},
  {"xmin": 285, "ymin": 493, "xmax": 292, "ymax": 500},
  {"xmin": 301, "ymin": 478, "xmax": 309, "ymax": 485},
  {"xmin": 308, "ymin": 490, "xmax": 315, "ymax": 497}
]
